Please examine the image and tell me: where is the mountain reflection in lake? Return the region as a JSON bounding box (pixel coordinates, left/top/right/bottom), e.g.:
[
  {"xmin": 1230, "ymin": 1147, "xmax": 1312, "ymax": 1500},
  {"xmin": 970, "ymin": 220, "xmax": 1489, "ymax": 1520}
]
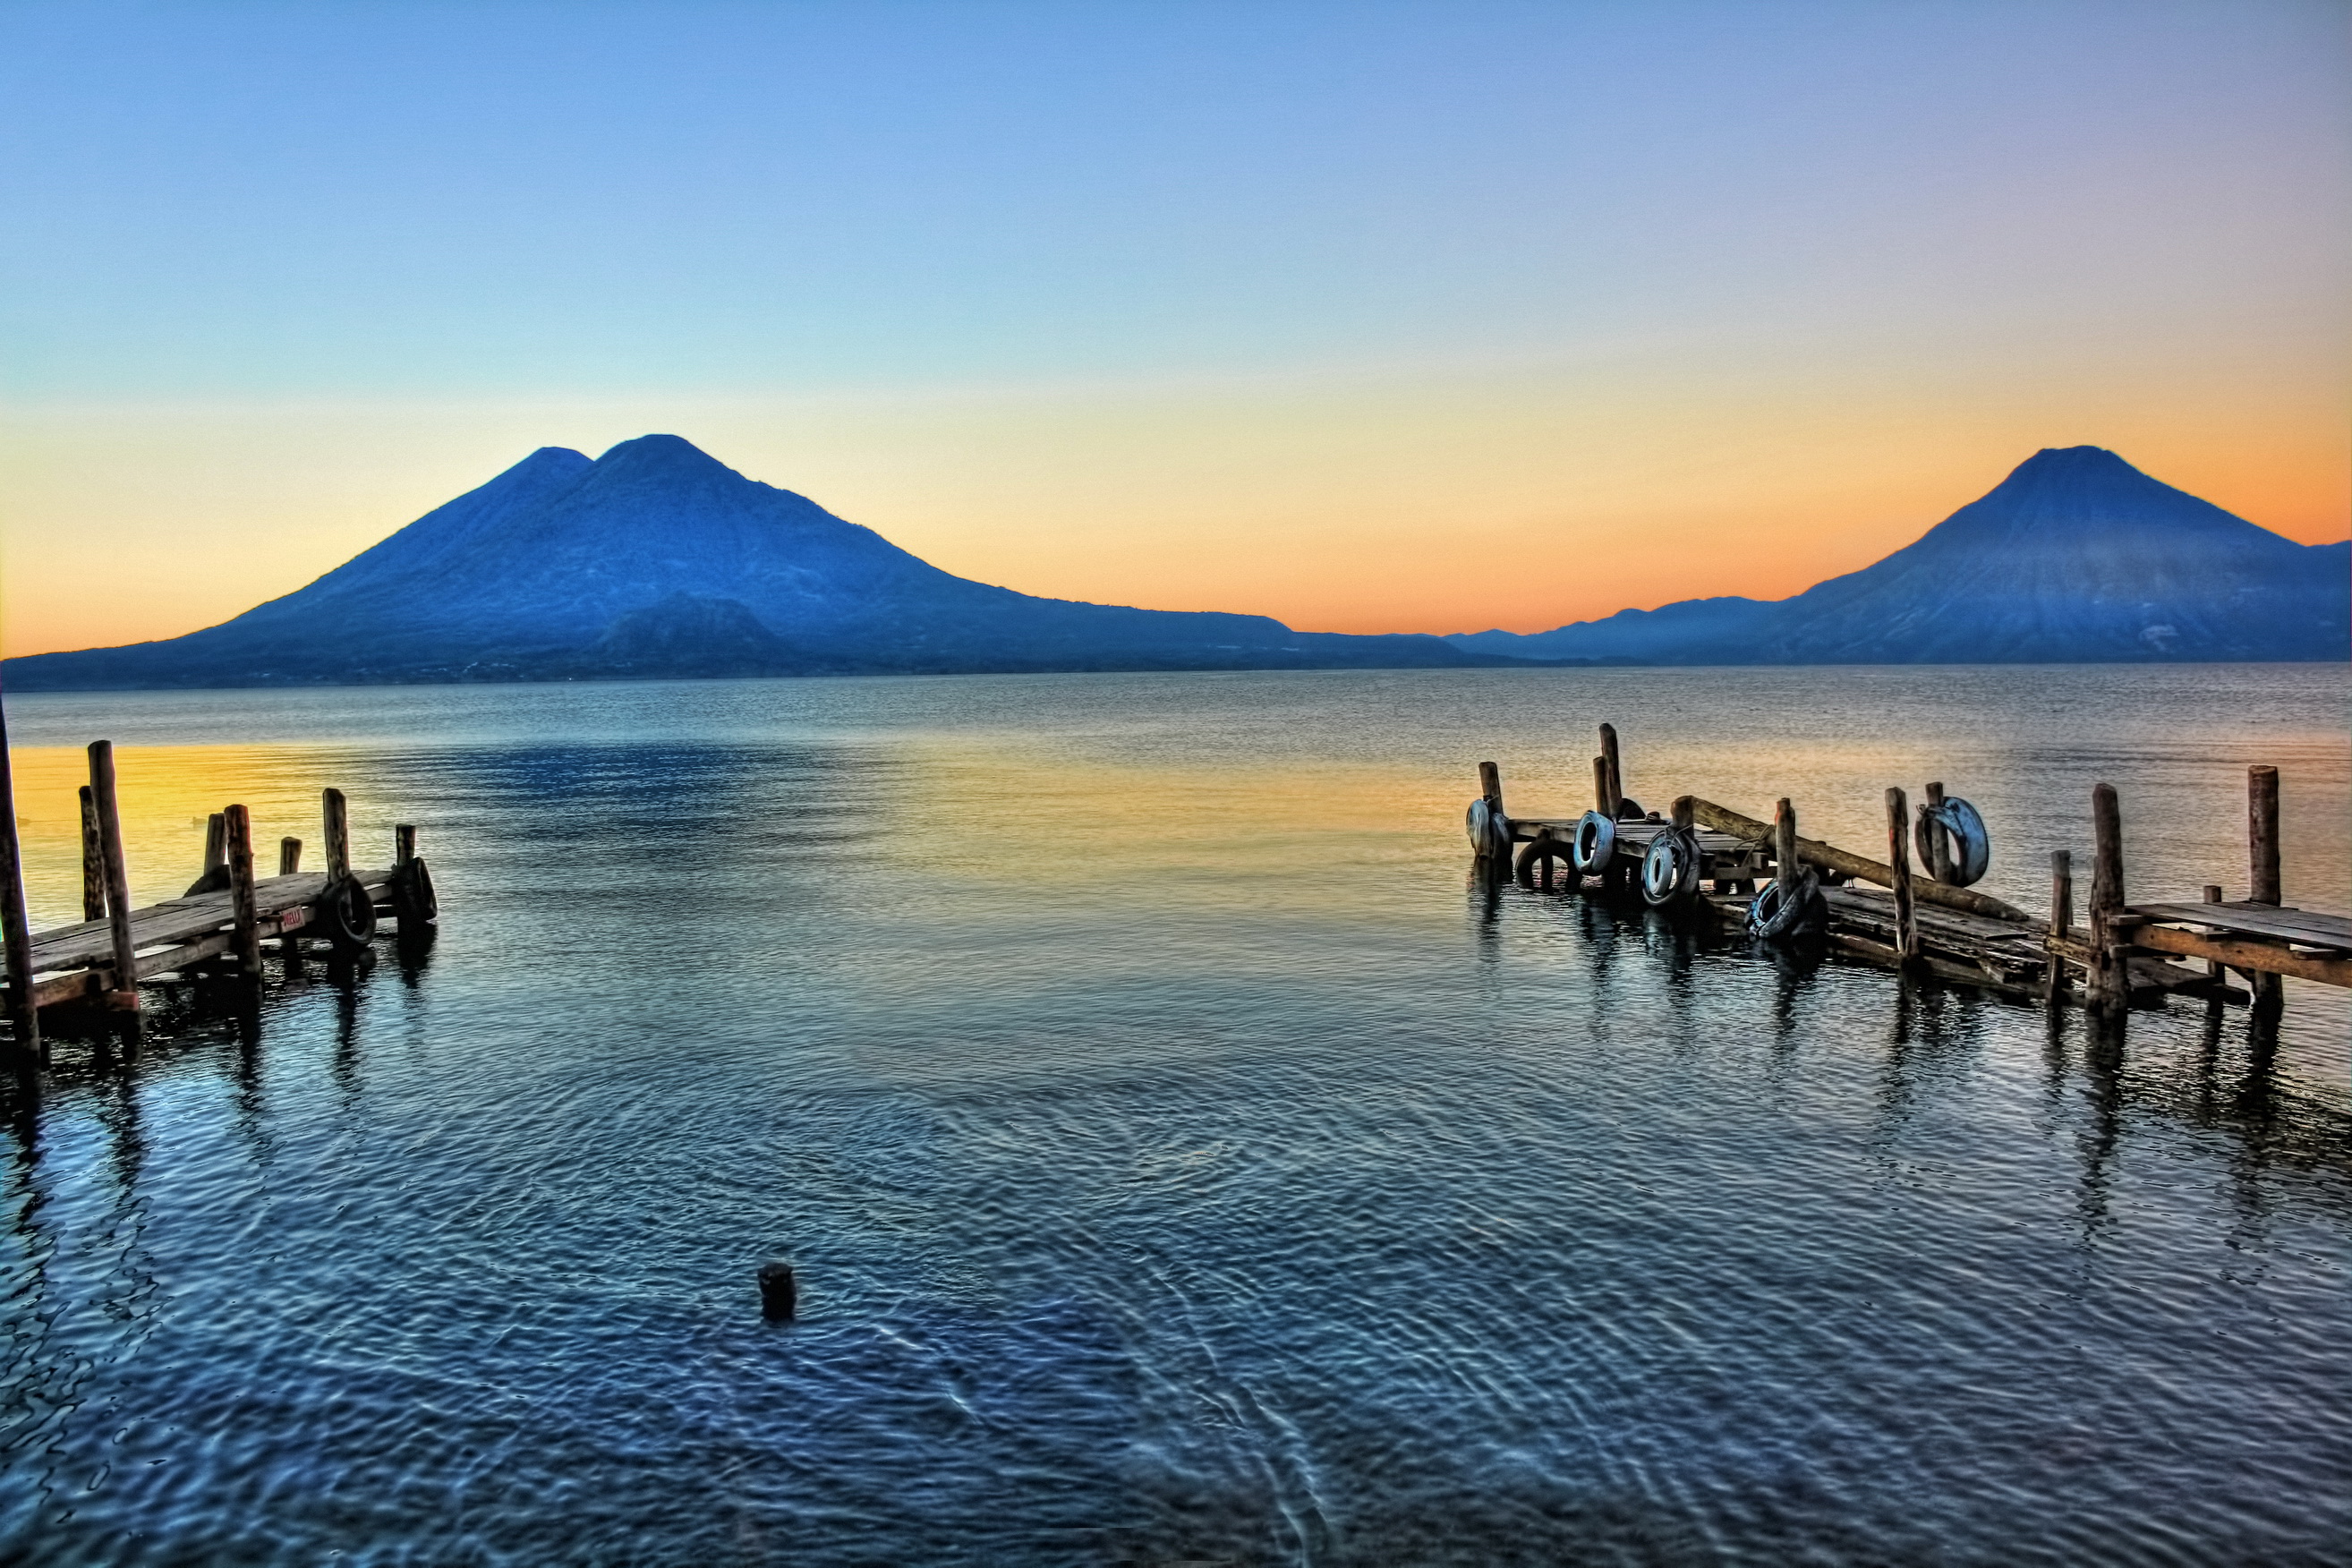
[{"xmin": 3, "ymin": 666, "xmax": 2347, "ymax": 1565}]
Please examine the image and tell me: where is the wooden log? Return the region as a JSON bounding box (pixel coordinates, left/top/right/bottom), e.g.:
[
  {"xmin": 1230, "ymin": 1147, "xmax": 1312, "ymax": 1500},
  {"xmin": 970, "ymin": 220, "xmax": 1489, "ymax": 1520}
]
[
  {"xmin": 0, "ymin": 683, "xmax": 42, "ymax": 1067},
  {"xmin": 396, "ymin": 824, "xmax": 416, "ymax": 867},
  {"xmin": 279, "ymin": 837, "xmax": 303, "ymax": 876},
  {"xmin": 1683, "ymin": 797, "xmax": 2034, "ymax": 925},
  {"xmin": 2088, "ymin": 783, "xmax": 2126, "ymax": 1012},
  {"xmin": 324, "ymin": 788, "xmax": 350, "ymax": 884},
  {"xmin": 87, "ymin": 741, "xmax": 141, "ymax": 1012},
  {"xmin": 2130, "ymin": 925, "xmax": 2352, "ymax": 989},
  {"xmin": 2247, "ymin": 765, "xmax": 2282, "ymax": 1010},
  {"xmin": 1598, "ymin": 725, "xmax": 1623, "ymax": 816},
  {"xmin": 1920, "ymin": 781, "xmax": 1953, "ymax": 882},
  {"xmin": 1774, "ymin": 798, "xmax": 1798, "ymax": 894},
  {"xmin": 225, "ymin": 804, "xmax": 261, "ymax": 976},
  {"xmin": 1886, "ymin": 788, "xmax": 1919, "ymax": 961},
  {"xmin": 79, "ymin": 785, "xmax": 106, "ymax": 922},
  {"xmin": 202, "ymin": 812, "xmax": 226, "ymax": 877},
  {"xmin": 2044, "ymin": 849, "xmax": 2072, "ymax": 1004}
]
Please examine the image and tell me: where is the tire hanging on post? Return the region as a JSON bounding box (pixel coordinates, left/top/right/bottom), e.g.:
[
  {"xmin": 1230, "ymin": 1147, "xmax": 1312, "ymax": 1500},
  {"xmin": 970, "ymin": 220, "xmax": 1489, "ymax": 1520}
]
[
  {"xmin": 1640, "ymin": 827, "xmax": 1703, "ymax": 908},
  {"xmin": 1913, "ymin": 797, "xmax": 1991, "ymax": 887}
]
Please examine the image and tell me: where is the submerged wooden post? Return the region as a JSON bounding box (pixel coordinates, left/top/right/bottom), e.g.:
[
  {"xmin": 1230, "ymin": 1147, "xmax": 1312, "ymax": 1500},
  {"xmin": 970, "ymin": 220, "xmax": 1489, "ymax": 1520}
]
[
  {"xmin": 79, "ymin": 786, "xmax": 106, "ymax": 921},
  {"xmin": 2045, "ymin": 850, "xmax": 2073, "ymax": 1004},
  {"xmin": 1922, "ymin": 781, "xmax": 1953, "ymax": 882},
  {"xmin": 2088, "ymin": 783, "xmax": 2126, "ymax": 1012},
  {"xmin": 323, "ymin": 788, "xmax": 350, "ymax": 884},
  {"xmin": 280, "ymin": 837, "xmax": 303, "ymax": 876},
  {"xmin": 225, "ymin": 805, "xmax": 261, "ymax": 976},
  {"xmin": 1598, "ymin": 725, "xmax": 1623, "ymax": 816},
  {"xmin": 0, "ymin": 686, "xmax": 43, "ymax": 1067},
  {"xmin": 395, "ymin": 824, "xmax": 416, "ymax": 867},
  {"xmin": 87, "ymin": 741, "xmax": 141, "ymax": 1011},
  {"xmin": 1774, "ymin": 798, "xmax": 1798, "ymax": 893},
  {"xmin": 2246, "ymin": 766, "xmax": 2282, "ymax": 1009},
  {"xmin": 201, "ymin": 813, "xmax": 226, "ymax": 878},
  {"xmin": 1886, "ymin": 788, "xmax": 1919, "ymax": 962}
]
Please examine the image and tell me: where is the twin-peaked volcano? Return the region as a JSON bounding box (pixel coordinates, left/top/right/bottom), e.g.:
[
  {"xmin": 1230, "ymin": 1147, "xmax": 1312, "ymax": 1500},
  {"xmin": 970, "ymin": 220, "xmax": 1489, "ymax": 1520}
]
[
  {"xmin": 5, "ymin": 435, "xmax": 1499, "ymax": 687},
  {"xmin": 1450, "ymin": 447, "xmax": 2349, "ymax": 664}
]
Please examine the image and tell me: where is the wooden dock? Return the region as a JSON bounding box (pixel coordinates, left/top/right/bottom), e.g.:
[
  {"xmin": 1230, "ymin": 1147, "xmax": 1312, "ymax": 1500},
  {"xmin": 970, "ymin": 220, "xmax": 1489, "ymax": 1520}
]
[
  {"xmin": 1468, "ymin": 724, "xmax": 2344, "ymax": 1018},
  {"xmin": 0, "ymin": 688, "xmax": 435, "ymax": 1069}
]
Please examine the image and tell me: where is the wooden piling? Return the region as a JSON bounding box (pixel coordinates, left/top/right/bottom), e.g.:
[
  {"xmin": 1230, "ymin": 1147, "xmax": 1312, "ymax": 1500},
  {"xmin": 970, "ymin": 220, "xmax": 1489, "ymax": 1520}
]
[
  {"xmin": 0, "ymin": 685, "xmax": 43, "ymax": 1067},
  {"xmin": 2045, "ymin": 850, "xmax": 2073, "ymax": 1004},
  {"xmin": 396, "ymin": 824, "xmax": 416, "ymax": 868},
  {"xmin": 202, "ymin": 813, "xmax": 226, "ymax": 878},
  {"xmin": 1921, "ymin": 781, "xmax": 1953, "ymax": 882},
  {"xmin": 1670, "ymin": 794, "xmax": 1694, "ymax": 832},
  {"xmin": 324, "ymin": 788, "xmax": 351, "ymax": 884},
  {"xmin": 79, "ymin": 786, "xmax": 106, "ymax": 922},
  {"xmin": 1774, "ymin": 798, "xmax": 1798, "ymax": 894},
  {"xmin": 2088, "ymin": 783, "xmax": 2126, "ymax": 1012},
  {"xmin": 1885, "ymin": 788, "xmax": 1919, "ymax": 962},
  {"xmin": 225, "ymin": 805, "xmax": 261, "ymax": 976},
  {"xmin": 2246, "ymin": 766, "xmax": 2282, "ymax": 1009},
  {"xmin": 2202, "ymin": 884, "xmax": 2225, "ymax": 980},
  {"xmin": 1592, "ymin": 756, "xmax": 1611, "ymax": 815},
  {"xmin": 279, "ymin": 838, "xmax": 303, "ymax": 876},
  {"xmin": 1598, "ymin": 726, "xmax": 1623, "ymax": 816},
  {"xmin": 87, "ymin": 742, "xmax": 141, "ymax": 1012}
]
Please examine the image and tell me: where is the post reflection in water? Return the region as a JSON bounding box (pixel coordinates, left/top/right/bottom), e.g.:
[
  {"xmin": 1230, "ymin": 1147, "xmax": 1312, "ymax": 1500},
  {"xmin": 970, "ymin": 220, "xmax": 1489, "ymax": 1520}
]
[{"xmin": 0, "ymin": 666, "xmax": 2344, "ymax": 1565}]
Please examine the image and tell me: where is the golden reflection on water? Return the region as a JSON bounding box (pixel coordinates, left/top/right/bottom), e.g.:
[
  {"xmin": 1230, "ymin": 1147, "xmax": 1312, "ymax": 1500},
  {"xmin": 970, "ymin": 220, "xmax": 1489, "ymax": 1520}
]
[{"xmin": 8, "ymin": 744, "xmax": 403, "ymax": 925}]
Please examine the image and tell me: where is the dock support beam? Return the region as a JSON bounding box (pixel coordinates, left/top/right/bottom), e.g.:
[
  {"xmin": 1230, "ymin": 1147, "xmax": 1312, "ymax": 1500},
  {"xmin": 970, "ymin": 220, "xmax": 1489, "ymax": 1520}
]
[
  {"xmin": 1921, "ymin": 781, "xmax": 1953, "ymax": 882},
  {"xmin": 2045, "ymin": 851, "xmax": 2073, "ymax": 1006},
  {"xmin": 1774, "ymin": 798, "xmax": 1798, "ymax": 894},
  {"xmin": 226, "ymin": 805, "xmax": 261, "ymax": 976},
  {"xmin": 1598, "ymin": 725, "xmax": 1623, "ymax": 817},
  {"xmin": 0, "ymin": 685, "xmax": 43, "ymax": 1069},
  {"xmin": 1885, "ymin": 788, "xmax": 1919, "ymax": 963},
  {"xmin": 2247, "ymin": 766, "xmax": 2283, "ymax": 1012},
  {"xmin": 280, "ymin": 838, "xmax": 303, "ymax": 876},
  {"xmin": 78, "ymin": 787, "xmax": 106, "ymax": 921},
  {"xmin": 2088, "ymin": 783, "xmax": 2126, "ymax": 1013},
  {"xmin": 88, "ymin": 741, "xmax": 141, "ymax": 1015},
  {"xmin": 324, "ymin": 788, "xmax": 351, "ymax": 885}
]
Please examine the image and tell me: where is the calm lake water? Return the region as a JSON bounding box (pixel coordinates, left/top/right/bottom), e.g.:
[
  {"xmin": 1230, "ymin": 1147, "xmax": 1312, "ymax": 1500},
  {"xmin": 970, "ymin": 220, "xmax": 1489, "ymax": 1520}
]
[{"xmin": 2, "ymin": 665, "xmax": 2347, "ymax": 1565}]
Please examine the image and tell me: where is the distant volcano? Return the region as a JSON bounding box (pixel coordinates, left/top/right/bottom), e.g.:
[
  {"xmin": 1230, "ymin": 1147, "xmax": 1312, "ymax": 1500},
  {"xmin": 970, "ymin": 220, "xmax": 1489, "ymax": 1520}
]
[
  {"xmin": 4, "ymin": 435, "xmax": 1510, "ymax": 688},
  {"xmin": 1450, "ymin": 447, "xmax": 2349, "ymax": 664}
]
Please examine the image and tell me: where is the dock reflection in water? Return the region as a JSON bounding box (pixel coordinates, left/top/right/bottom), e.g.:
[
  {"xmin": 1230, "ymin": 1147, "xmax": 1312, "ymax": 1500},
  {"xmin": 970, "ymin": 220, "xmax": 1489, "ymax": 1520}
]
[{"xmin": 1, "ymin": 666, "xmax": 2347, "ymax": 1564}]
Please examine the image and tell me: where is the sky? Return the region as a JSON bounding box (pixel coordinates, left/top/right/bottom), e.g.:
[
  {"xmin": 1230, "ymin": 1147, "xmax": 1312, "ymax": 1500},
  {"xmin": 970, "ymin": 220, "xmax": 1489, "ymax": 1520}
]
[{"xmin": 3, "ymin": 0, "xmax": 2347, "ymax": 657}]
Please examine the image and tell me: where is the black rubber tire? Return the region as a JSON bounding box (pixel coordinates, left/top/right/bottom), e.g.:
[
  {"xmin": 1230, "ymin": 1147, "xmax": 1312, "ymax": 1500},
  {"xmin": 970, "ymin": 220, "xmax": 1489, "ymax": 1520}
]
[
  {"xmin": 1641, "ymin": 828, "xmax": 1703, "ymax": 908},
  {"xmin": 1747, "ymin": 872, "xmax": 1827, "ymax": 941},
  {"xmin": 1570, "ymin": 811, "xmax": 1616, "ymax": 876},
  {"xmin": 394, "ymin": 857, "xmax": 439, "ymax": 925},
  {"xmin": 324, "ymin": 877, "xmax": 378, "ymax": 950}
]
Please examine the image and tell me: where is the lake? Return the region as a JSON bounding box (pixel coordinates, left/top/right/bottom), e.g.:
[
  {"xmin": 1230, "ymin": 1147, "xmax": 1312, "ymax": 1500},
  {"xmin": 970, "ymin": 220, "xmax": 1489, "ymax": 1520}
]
[{"xmin": 2, "ymin": 664, "xmax": 2347, "ymax": 1565}]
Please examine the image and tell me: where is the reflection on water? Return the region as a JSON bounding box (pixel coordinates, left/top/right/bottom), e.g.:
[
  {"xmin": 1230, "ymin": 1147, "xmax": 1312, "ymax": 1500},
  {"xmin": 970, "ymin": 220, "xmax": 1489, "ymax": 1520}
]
[{"xmin": 1, "ymin": 666, "xmax": 2348, "ymax": 1564}]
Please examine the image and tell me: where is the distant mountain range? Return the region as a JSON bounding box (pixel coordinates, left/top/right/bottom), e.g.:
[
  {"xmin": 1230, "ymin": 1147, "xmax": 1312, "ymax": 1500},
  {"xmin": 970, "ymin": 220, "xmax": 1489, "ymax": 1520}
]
[
  {"xmin": 1448, "ymin": 447, "xmax": 2348, "ymax": 664},
  {"xmin": 4, "ymin": 436, "xmax": 1519, "ymax": 688},
  {"xmin": 5, "ymin": 439, "xmax": 2342, "ymax": 691}
]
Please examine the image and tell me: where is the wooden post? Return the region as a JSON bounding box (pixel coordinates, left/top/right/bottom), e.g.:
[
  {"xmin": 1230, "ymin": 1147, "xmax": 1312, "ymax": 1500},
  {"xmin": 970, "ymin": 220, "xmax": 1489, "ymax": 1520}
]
[
  {"xmin": 1886, "ymin": 788, "xmax": 1919, "ymax": 962},
  {"xmin": 395, "ymin": 824, "xmax": 416, "ymax": 867},
  {"xmin": 1598, "ymin": 725, "xmax": 1623, "ymax": 816},
  {"xmin": 202, "ymin": 812, "xmax": 226, "ymax": 878},
  {"xmin": 1773, "ymin": 799, "xmax": 1799, "ymax": 893},
  {"xmin": 0, "ymin": 683, "xmax": 43, "ymax": 1068},
  {"xmin": 280, "ymin": 837, "xmax": 302, "ymax": 876},
  {"xmin": 2201, "ymin": 884, "xmax": 2225, "ymax": 981},
  {"xmin": 2246, "ymin": 766, "xmax": 2283, "ymax": 1010},
  {"xmin": 87, "ymin": 741, "xmax": 141, "ymax": 1011},
  {"xmin": 323, "ymin": 788, "xmax": 350, "ymax": 884},
  {"xmin": 79, "ymin": 785, "xmax": 107, "ymax": 921},
  {"xmin": 1921, "ymin": 781, "xmax": 1953, "ymax": 882},
  {"xmin": 2044, "ymin": 850, "xmax": 2073, "ymax": 1004},
  {"xmin": 2088, "ymin": 783, "xmax": 2126, "ymax": 1012},
  {"xmin": 1670, "ymin": 794, "xmax": 1694, "ymax": 832},
  {"xmin": 225, "ymin": 805, "xmax": 260, "ymax": 976}
]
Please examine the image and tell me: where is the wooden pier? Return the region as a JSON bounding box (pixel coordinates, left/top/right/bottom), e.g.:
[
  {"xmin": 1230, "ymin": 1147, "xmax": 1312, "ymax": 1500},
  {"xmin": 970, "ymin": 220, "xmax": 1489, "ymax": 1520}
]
[
  {"xmin": 0, "ymin": 691, "xmax": 436, "ymax": 1069},
  {"xmin": 1469, "ymin": 725, "xmax": 2346, "ymax": 1018}
]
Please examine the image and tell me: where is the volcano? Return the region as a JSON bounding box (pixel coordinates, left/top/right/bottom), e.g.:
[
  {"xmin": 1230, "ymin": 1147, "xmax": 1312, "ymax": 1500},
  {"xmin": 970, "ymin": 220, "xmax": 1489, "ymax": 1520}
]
[
  {"xmin": 1449, "ymin": 447, "xmax": 2349, "ymax": 664},
  {"xmin": 5, "ymin": 435, "xmax": 1509, "ymax": 688}
]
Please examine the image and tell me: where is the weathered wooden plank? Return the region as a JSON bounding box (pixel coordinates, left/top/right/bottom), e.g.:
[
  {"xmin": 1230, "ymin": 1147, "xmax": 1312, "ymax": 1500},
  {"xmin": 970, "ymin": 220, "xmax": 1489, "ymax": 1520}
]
[
  {"xmin": 1684, "ymin": 797, "xmax": 2034, "ymax": 925},
  {"xmin": 2131, "ymin": 925, "xmax": 2352, "ymax": 988},
  {"xmin": 2126, "ymin": 901, "xmax": 2352, "ymax": 950},
  {"xmin": 29, "ymin": 870, "xmax": 392, "ymax": 973}
]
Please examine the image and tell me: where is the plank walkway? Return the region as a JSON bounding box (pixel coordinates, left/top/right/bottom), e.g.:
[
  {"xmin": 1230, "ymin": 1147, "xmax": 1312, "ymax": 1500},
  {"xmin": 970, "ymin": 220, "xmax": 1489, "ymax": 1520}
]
[{"xmin": 26, "ymin": 867, "xmax": 396, "ymax": 1010}]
